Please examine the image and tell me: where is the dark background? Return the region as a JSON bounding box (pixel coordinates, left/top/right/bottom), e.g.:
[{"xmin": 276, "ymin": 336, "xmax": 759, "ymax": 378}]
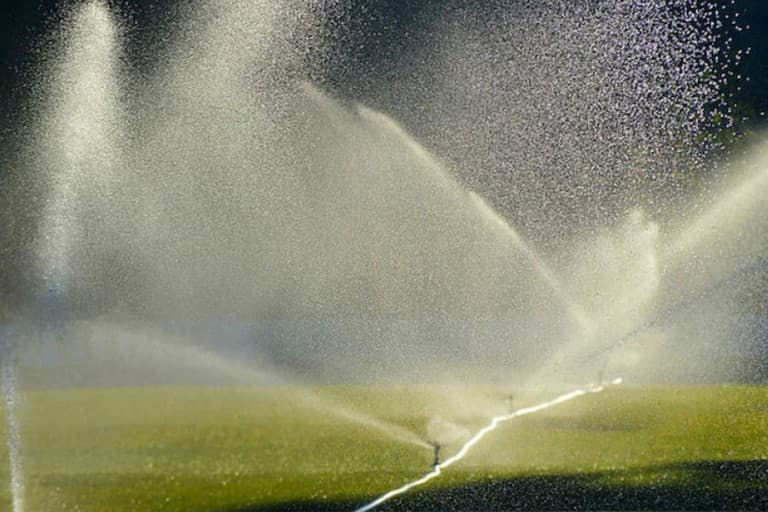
[{"xmin": 1, "ymin": 0, "xmax": 766, "ymax": 133}]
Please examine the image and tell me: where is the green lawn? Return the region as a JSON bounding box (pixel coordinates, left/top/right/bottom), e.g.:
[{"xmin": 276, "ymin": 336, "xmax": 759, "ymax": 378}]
[{"xmin": 1, "ymin": 385, "xmax": 766, "ymax": 511}]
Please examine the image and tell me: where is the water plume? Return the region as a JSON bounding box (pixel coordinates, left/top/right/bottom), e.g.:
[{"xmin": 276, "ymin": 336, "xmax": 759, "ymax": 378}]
[
  {"xmin": 34, "ymin": 0, "xmax": 124, "ymax": 296},
  {"xmin": 664, "ymin": 139, "xmax": 768, "ymax": 303},
  {"xmin": 525, "ymin": 209, "xmax": 662, "ymax": 386},
  {"xmin": 426, "ymin": 416, "xmax": 470, "ymax": 447},
  {"xmin": 60, "ymin": 320, "xmax": 430, "ymax": 449},
  {"xmin": 1, "ymin": 362, "xmax": 24, "ymax": 512},
  {"xmin": 468, "ymin": 191, "xmax": 594, "ymax": 333}
]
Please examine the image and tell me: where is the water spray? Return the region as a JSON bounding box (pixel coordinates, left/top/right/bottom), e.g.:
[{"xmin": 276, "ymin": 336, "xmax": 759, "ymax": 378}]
[
  {"xmin": 310, "ymin": 86, "xmax": 596, "ymax": 336},
  {"xmin": 1, "ymin": 360, "xmax": 24, "ymax": 512},
  {"xmin": 83, "ymin": 324, "xmax": 430, "ymax": 449},
  {"xmin": 468, "ymin": 192, "xmax": 594, "ymax": 333},
  {"xmin": 353, "ymin": 378, "xmax": 622, "ymax": 512}
]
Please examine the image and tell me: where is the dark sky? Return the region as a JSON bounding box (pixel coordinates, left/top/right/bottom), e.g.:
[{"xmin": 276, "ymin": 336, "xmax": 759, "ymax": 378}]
[
  {"xmin": 736, "ymin": 0, "xmax": 768, "ymax": 121},
  {"xmin": 1, "ymin": 0, "xmax": 766, "ymax": 123}
]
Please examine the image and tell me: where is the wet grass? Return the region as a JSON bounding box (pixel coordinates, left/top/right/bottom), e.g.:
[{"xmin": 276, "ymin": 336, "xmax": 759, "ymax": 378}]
[{"xmin": 0, "ymin": 385, "xmax": 766, "ymax": 511}]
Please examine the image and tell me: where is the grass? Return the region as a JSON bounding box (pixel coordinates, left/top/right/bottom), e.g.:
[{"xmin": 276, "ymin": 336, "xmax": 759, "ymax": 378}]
[{"xmin": 0, "ymin": 384, "xmax": 766, "ymax": 511}]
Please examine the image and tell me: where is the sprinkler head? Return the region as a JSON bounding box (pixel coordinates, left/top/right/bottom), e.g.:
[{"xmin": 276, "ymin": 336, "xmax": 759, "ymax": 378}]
[{"xmin": 430, "ymin": 441, "xmax": 442, "ymax": 468}]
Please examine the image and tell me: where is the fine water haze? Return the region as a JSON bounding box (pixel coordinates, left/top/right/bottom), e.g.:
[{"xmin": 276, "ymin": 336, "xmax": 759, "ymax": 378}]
[{"xmin": 1, "ymin": 0, "xmax": 765, "ymax": 395}]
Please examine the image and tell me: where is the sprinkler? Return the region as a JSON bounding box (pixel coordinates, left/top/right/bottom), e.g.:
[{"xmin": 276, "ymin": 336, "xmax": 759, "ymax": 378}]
[
  {"xmin": 505, "ymin": 393, "xmax": 515, "ymax": 413},
  {"xmin": 430, "ymin": 441, "xmax": 442, "ymax": 469},
  {"xmin": 354, "ymin": 381, "xmax": 622, "ymax": 512}
]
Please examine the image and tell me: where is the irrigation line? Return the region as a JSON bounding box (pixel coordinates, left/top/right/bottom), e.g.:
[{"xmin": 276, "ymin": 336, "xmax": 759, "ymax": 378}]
[{"xmin": 353, "ymin": 378, "xmax": 622, "ymax": 512}]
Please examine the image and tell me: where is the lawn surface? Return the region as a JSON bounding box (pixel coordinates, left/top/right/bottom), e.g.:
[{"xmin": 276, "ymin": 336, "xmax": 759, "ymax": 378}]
[{"xmin": 0, "ymin": 384, "xmax": 766, "ymax": 511}]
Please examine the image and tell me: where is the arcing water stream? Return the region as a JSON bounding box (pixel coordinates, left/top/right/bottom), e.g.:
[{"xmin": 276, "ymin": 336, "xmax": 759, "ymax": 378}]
[{"xmin": 81, "ymin": 321, "xmax": 431, "ymax": 449}]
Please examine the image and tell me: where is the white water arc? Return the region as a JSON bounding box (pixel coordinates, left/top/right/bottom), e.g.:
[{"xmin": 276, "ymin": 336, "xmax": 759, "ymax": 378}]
[
  {"xmin": 528, "ymin": 210, "xmax": 662, "ymax": 385},
  {"xmin": 467, "ymin": 191, "xmax": 594, "ymax": 333},
  {"xmin": 36, "ymin": 0, "xmax": 123, "ymax": 294},
  {"xmin": 578, "ymin": 141, "xmax": 768, "ymax": 376},
  {"xmin": 349, "ymin": 95, "xmax": 603, "ymax": 385},
  {"xmin": 663, "ymin": 141, "xmax": 768, "ymax": 304},
  {"xmin": 344, "ymin": 91, "xmax": 593, "ymax": 334},
  {"xmin": 534, "ymin": 141, "xmax": 768, "ymax": 383},
  {"xmin": 81, "ymin": 321, "xmax": 430, "ymax": 449}
]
